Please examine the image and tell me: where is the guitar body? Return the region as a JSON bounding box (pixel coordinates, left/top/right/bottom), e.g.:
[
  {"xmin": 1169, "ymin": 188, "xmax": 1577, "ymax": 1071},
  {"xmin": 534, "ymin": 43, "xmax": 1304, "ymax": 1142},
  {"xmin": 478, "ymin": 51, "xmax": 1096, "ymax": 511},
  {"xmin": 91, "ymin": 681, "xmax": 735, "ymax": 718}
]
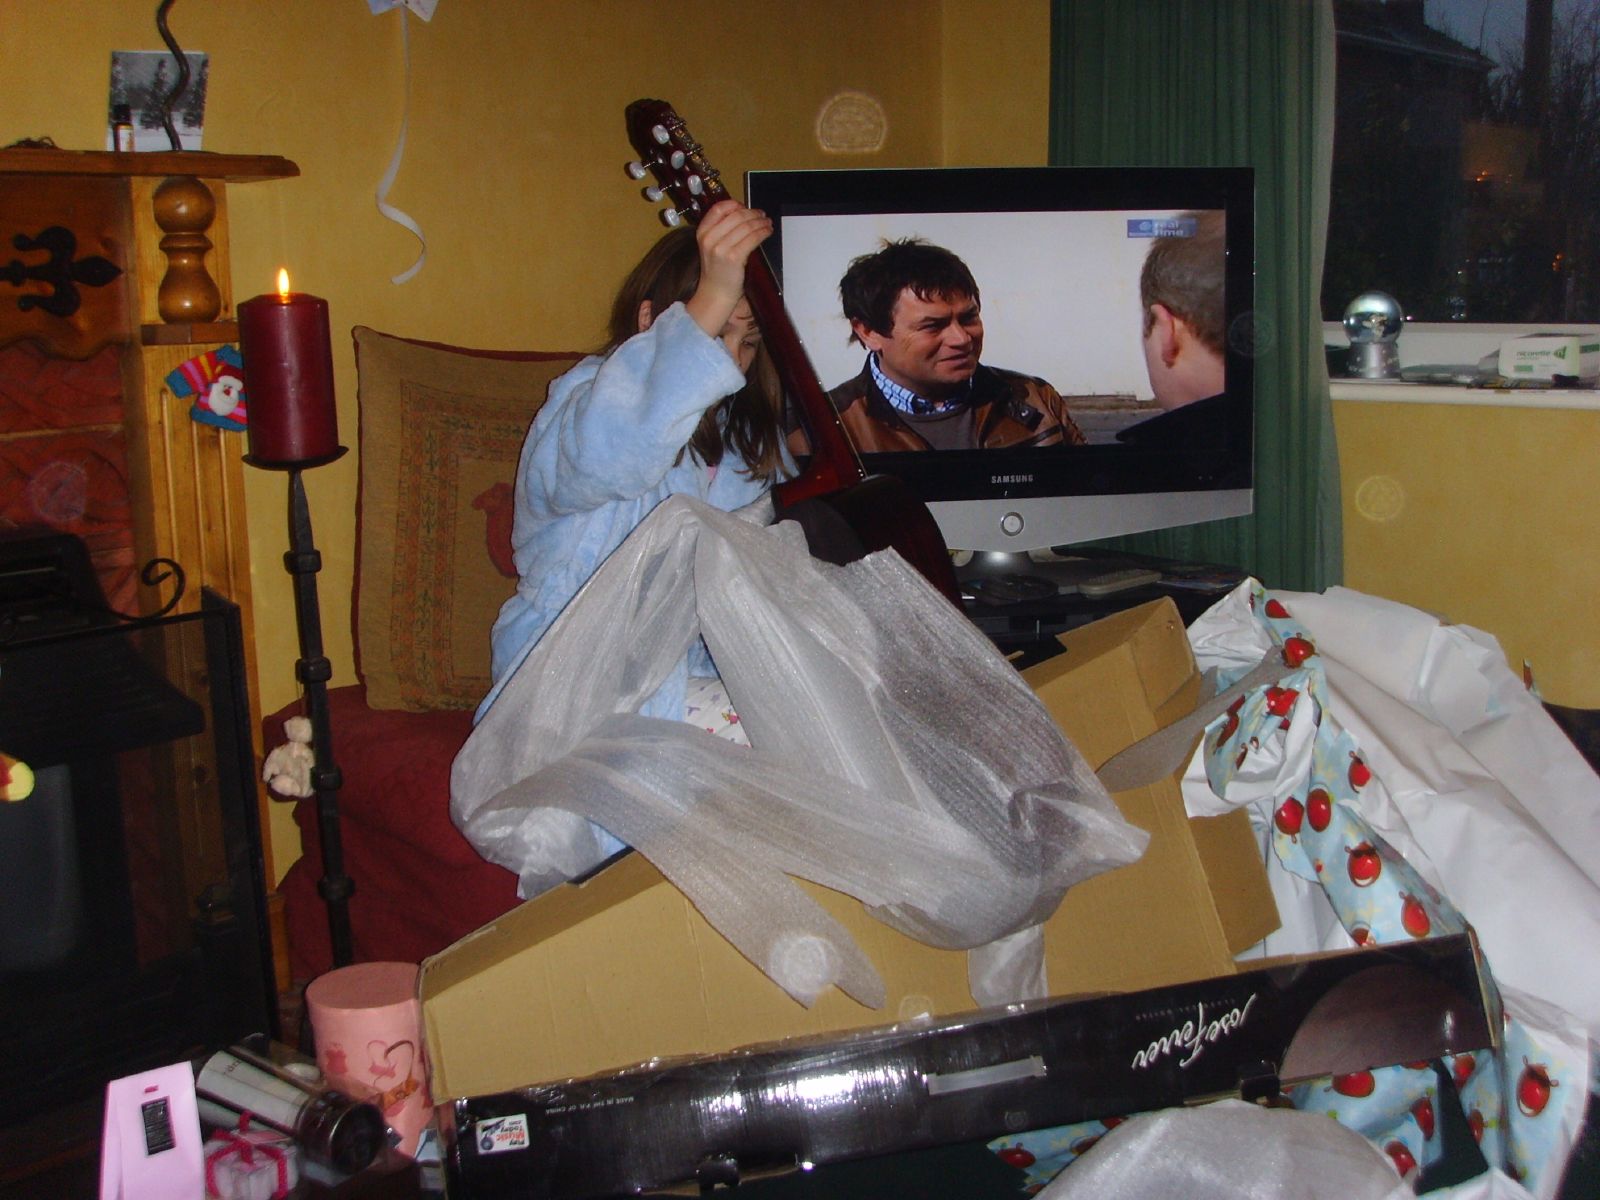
[
  {"xmin": 775, "ymin": 473, "xmax": 961, "ymax": 587},
  {"xmin": 624, "ymin": 99, "xmax": 963, "ymax": 607}
]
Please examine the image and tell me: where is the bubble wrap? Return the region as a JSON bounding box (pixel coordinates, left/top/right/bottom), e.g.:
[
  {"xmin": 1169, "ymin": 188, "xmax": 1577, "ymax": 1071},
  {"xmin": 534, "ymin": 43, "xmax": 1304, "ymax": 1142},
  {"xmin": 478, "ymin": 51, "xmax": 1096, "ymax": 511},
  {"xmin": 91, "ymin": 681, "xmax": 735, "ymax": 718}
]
[
  {"xmin": 451, "ymin": 496, "xmax": 1148, "ymax": 1008},
  {"xmin": 1032, "ymin": 1100, "xmax": 1416, "ymax": 1200}
]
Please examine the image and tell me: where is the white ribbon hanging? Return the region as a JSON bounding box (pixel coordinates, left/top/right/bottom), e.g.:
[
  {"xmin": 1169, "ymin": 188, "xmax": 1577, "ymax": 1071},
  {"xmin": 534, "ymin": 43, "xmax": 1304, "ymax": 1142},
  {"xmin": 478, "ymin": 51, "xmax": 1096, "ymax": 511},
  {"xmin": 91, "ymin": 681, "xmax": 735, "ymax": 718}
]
[{"xmin": 370, "ymin": 0, "xmax": 431, "ymax": 283}]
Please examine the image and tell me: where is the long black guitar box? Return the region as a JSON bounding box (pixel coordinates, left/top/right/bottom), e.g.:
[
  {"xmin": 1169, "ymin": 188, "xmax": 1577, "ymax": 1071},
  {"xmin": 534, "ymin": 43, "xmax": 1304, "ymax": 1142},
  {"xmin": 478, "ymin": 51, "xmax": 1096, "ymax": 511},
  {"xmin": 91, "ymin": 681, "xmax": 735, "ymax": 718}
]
[{"xmin": 441, "ymin": 932, "xmax": 1495, "ymax": 1198}]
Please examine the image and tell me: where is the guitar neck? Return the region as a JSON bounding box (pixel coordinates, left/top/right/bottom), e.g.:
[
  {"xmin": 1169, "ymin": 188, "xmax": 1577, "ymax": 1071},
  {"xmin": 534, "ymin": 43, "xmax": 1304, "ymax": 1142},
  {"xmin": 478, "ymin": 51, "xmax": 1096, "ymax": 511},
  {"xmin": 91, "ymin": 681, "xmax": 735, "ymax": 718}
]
[
  {"xmin": 623, "ymin": 99, "xmax": 962, "ymax": 608},
  {"xmin": 741, "ymin": 250, "xmax": 867, "ymax": 505},
  {"xmin": 622, "ymin": 97, "xmax": 864, "ymax": 505}
]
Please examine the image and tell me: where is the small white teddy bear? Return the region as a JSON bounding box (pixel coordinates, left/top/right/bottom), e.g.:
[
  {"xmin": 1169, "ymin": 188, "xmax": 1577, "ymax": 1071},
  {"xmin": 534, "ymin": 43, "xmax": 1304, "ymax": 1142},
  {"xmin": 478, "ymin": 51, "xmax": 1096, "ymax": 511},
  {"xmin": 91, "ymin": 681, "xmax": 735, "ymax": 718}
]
[{"xmin": 262, "ymin": 715, "xmax": 315, "ymax": 799}]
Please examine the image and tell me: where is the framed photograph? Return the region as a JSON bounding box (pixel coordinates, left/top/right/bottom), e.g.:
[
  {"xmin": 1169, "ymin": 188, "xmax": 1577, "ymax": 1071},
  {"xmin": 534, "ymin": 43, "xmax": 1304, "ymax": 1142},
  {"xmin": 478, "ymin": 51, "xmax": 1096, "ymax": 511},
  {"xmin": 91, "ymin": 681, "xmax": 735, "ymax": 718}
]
[{"xmin": 108, "ymin": 50, "xmax": 209, "ymax": 151}]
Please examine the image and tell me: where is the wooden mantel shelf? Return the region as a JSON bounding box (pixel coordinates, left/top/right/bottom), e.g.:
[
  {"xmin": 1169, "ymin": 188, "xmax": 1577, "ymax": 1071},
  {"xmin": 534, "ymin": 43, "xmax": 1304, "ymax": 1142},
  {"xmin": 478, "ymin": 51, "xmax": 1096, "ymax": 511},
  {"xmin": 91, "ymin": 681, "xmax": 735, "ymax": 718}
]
[{"xmin": 0, "ymin": 147, "xmax": 299, "ymax": 182}]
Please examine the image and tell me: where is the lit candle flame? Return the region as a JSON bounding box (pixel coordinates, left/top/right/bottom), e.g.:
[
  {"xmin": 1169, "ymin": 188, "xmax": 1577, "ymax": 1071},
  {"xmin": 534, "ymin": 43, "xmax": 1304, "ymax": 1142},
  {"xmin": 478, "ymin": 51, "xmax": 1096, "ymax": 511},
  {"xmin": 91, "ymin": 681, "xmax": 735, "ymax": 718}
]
[{"xmin": 277, "ymin": 268, "xmax": 291, "ymax": 299}]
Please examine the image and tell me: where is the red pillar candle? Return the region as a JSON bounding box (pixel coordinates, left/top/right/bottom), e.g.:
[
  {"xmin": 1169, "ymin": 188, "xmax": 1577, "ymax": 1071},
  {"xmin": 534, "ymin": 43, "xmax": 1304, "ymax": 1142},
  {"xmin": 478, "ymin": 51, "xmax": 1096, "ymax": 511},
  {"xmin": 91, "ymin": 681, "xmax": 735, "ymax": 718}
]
[{"xmin": 238, "ymin": 272, "xmax": 339, "ymax": 464}]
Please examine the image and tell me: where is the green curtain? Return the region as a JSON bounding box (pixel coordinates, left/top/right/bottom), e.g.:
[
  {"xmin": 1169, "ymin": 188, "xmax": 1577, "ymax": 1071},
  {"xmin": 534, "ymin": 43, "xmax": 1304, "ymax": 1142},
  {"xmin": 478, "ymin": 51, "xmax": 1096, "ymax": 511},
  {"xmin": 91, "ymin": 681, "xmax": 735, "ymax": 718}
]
[{"xmin": 1051, "ymin": 0, "xmax": 1342, "ymax": 591}]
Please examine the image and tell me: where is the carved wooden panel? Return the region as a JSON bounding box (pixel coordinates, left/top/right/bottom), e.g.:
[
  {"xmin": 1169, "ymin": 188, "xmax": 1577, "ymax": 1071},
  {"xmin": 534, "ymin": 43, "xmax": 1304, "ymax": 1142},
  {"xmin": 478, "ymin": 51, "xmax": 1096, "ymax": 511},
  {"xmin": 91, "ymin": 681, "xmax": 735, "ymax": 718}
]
[
  {"xmin": 0, "ymin": 176, "xmax": 131, "ymax": 360},
  {"xmin": 0, "ymin": 338, "xmax": 121, "ymax": 431},
  {"xmin": 0, "ymin": 341, "xmax": 137, "ymax": 612}
]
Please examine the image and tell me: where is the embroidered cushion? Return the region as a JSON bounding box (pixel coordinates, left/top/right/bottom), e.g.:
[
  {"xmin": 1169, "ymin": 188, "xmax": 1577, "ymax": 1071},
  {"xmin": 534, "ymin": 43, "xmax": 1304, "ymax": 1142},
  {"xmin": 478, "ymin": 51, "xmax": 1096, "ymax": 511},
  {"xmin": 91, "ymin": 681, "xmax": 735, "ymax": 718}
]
[{"xmin": 352, "ymin": 326, "xmax": 581, "ymax": 711}]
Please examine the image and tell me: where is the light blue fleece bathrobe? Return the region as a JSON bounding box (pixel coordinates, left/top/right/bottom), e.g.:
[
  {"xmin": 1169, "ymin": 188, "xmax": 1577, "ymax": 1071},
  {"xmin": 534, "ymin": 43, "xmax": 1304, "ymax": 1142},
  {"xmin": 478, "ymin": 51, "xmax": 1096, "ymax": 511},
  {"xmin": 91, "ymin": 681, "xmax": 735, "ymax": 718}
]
[{"xmin": 478, "ymin": 297, "xmax": 772, "ymax": 739}]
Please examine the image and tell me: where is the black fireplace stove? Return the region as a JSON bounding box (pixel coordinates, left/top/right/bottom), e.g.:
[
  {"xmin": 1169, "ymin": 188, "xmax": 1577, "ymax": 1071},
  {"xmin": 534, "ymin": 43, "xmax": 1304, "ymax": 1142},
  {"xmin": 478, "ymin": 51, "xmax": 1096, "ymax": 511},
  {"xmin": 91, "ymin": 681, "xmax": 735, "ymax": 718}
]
[{"xmin": 0, "ymin": 530, "xmax": 277, "ymax": 1137}]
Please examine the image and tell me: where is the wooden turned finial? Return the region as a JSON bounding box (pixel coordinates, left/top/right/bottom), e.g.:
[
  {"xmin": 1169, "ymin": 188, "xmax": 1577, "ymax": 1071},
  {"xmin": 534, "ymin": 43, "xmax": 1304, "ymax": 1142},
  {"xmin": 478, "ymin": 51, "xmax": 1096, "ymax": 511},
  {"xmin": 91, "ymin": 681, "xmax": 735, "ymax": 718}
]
[{"xmin": 152, "ymin": 174, "xmax": 222, "ymax": 323}]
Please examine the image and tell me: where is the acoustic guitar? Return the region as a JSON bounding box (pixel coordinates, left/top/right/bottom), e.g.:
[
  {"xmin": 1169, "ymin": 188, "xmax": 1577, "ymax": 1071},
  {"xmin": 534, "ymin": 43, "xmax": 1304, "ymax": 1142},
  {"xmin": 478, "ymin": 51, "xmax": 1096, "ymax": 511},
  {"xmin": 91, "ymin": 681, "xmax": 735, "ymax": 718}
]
[{"xmin": 623, "ymin": 98, "xmax": 964, "ymax": 607}]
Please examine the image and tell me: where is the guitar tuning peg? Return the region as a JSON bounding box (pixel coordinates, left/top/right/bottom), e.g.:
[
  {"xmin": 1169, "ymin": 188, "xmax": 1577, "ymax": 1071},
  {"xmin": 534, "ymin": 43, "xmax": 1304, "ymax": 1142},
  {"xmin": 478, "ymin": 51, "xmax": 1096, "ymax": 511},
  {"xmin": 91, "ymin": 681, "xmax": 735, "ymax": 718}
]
[
  {"xmin": 625, "ymin": 161, "xmax": 648, "ymax": 180},
  {"xmin": 670, "ymin": 150, "xmax": 686, "ymax": 169},
  {"xmin": 643, "ymin": 185, "xmax": 665, "ymax": 203},
  {"xmin": 659, "ymin": 208, "xmax": 683, "ymax": 228},
  {"xmin": 686, "ymin": 175, "xmax": 703, "ymax": 196},
  {"xmin": 651, "ymin": 124, "xmax": 671, "ymax": 145}
]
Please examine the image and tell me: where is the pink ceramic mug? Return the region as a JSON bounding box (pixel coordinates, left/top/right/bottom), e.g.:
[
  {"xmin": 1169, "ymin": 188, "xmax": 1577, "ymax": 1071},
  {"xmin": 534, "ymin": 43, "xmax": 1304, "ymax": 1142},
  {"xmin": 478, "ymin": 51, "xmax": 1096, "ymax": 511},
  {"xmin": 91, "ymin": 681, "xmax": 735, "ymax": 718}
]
[{"xmin": 305, "ymin": 961, "xmax": 432, "ymax": 1157}]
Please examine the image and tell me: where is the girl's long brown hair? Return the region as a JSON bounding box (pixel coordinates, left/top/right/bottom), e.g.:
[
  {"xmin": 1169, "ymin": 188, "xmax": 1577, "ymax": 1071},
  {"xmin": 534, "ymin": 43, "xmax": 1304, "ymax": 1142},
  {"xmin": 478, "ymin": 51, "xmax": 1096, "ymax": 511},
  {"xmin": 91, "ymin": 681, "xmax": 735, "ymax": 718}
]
[{"xmin": 604, "ymin": 226, "xmax": 787, "ymax": 482}]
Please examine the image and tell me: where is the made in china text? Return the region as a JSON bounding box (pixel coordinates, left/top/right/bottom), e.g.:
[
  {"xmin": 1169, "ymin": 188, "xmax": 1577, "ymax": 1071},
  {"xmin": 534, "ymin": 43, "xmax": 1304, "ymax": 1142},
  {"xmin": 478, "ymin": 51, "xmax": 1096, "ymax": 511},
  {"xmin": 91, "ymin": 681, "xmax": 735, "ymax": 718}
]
[{"xmin": 1131, "ymin": 994, "xmax": 1257, "ymax": 1071}]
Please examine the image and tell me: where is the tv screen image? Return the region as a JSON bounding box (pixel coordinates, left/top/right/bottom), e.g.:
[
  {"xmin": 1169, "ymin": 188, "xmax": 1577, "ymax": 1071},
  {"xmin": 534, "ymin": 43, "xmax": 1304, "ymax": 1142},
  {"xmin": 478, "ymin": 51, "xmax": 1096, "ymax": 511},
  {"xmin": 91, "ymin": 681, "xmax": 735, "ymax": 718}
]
[{"xmin": 746, "ymin": 166, "xmax": 1255, "ymax": 554}]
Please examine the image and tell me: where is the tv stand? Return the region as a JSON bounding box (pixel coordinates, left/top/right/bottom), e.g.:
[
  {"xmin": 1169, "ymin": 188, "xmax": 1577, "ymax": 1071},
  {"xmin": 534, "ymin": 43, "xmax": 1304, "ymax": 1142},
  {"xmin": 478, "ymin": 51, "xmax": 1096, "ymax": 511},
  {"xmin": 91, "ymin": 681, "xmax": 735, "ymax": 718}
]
[{"xmin": 956, "ymin": 547, "xmax": 1244, "ymax": 652}]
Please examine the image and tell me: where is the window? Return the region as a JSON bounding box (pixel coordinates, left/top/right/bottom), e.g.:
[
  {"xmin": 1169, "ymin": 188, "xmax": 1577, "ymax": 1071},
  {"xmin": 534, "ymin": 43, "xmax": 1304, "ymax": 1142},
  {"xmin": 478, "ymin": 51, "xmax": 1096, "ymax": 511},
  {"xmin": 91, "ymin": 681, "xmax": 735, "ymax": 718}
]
[{"xmin": 1323, "ymin": 0, "xmax": 1600, "ymax": 324}]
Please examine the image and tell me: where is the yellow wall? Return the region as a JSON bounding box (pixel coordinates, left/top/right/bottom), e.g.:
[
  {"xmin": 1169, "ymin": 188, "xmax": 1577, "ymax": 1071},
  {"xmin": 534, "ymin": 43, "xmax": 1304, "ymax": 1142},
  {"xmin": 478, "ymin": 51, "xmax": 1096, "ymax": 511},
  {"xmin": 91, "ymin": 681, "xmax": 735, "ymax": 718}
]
[
  {"xmin": 941, "ymin": 0, "xmax": 1053, "ymax": 165},
  {"xmin": 1334, "ymin": 398, "xmax": 1600, "ymax": 708},
  {"xmin": 6, "ymin": 0, "xmax": 1051, "ymax": 881},
  {"xmin": 13, "ymin": 2, "xmax": 1593, "ymax": 885},
  {"xmin": 11, "ymin": 3, "xmax": 1594, "ymax": 889}
]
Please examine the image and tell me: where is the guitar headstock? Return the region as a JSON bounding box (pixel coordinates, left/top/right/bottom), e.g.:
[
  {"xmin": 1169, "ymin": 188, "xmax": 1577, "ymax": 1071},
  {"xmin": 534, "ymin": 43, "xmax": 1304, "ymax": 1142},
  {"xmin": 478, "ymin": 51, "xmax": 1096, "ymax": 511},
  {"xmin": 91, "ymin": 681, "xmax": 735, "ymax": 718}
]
[{"xmin": 624, "ymin": 99, "xmax": 729, "ymax": 228}]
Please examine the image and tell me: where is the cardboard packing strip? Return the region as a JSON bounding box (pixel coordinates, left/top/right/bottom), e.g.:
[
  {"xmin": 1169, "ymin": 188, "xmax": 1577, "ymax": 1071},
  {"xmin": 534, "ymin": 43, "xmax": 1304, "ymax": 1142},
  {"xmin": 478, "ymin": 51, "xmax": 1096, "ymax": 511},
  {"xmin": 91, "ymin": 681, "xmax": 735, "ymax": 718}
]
[{"xmin": 420, "ymin": 598, "xmax": 1280, "ymax": 1103}]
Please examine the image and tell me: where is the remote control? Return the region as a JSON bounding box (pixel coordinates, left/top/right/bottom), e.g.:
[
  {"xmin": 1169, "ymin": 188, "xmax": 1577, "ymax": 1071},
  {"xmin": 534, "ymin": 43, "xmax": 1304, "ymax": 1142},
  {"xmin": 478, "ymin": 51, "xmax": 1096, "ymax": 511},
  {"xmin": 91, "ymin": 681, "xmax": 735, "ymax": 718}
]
[
  {"xmin": 967, "ymin": 573, "xmax": 1061, "ymax": 605},
  {"xmin": 1077, "ymin": 567, "xmax": 1162, "ymax": 598}
]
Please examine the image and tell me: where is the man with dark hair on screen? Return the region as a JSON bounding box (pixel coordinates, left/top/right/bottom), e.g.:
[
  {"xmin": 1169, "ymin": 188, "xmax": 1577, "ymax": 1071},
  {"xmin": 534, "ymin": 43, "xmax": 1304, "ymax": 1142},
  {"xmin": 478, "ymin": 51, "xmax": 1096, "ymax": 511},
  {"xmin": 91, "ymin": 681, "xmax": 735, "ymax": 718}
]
[
  {"xmin": 821, "ymin": 238, "xmax": 1085, "ymax": 452},
  {"xmin": 1117, "ymin": 210, "xmax": 1246, "ymax": 456}
]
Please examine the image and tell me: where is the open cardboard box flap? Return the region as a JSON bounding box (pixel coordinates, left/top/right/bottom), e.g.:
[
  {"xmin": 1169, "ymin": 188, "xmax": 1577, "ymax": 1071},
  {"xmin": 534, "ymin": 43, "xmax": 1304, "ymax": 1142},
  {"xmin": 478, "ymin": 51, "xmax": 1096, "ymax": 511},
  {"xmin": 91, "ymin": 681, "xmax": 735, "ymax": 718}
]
[{"xmin": 421, "ymin": 598, "xmax": 1279, "ymax": 1102}]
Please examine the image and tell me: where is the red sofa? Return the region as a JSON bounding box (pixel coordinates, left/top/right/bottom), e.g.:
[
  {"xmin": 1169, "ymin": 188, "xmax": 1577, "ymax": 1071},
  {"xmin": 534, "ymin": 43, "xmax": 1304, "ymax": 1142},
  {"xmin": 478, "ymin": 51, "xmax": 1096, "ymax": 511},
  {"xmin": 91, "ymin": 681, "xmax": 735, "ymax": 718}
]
[
  {"xmin": 272, "ymin": 686, "xmax": 519, "ymax": 979},
  {"xmin": 271, "ymin": 330, "xmax": 584, "ymax": 980}
]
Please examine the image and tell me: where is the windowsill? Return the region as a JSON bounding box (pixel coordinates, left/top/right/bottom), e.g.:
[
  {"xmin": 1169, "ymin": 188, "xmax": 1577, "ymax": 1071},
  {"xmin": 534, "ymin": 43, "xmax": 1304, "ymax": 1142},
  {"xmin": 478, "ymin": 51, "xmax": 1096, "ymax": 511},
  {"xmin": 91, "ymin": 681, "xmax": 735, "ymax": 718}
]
[
  {"xmin": 1329, "ymin": 378, "xmax": 1600, "ymax": 410},
  {"xmin": 1323, "ymin": 321, "xmax": 1600, "ymax": 410}
]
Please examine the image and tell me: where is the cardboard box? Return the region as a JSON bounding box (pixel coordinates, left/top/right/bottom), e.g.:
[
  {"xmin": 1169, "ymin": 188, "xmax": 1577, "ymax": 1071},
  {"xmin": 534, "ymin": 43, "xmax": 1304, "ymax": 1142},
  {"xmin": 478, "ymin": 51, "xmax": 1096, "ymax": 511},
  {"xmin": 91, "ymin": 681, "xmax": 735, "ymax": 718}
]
[
  {"xmin": 1498, "ymin": 331, "xmax": 1600, "ymax": 383},
  {"xmin": 420, "ymin": 598, "xmax": 1278, "ymax": 1103}
]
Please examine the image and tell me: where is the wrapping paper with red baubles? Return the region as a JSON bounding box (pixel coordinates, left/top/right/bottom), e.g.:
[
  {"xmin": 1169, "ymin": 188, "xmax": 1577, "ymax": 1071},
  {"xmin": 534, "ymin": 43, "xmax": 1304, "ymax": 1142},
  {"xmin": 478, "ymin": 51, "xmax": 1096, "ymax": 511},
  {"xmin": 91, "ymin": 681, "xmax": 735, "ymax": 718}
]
[{"xmin": 991, "ymin": 581, "xmax": 1596, "ymax": 1199}]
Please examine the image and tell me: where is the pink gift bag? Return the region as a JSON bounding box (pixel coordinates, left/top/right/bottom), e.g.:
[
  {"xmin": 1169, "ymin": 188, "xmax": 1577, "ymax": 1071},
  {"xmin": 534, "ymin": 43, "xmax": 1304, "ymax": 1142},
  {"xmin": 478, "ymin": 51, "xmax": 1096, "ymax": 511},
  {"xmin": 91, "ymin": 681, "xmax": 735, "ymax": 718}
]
[
  {"xmin": 99, "ymin": 1061, "xmax": 204, "ymax": 1199},
  {"xmin": 304, "ymin": 961, "xmax": 432, "ymax": 1156}
]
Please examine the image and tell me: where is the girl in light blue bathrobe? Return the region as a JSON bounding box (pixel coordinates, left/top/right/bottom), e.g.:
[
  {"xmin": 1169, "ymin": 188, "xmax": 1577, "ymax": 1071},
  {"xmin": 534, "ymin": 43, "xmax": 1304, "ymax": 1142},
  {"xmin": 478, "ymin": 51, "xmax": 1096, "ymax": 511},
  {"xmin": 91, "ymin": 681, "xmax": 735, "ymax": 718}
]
[{"xmin": 478, "ymin": 204, "xmax": 788, "ymax": 808}]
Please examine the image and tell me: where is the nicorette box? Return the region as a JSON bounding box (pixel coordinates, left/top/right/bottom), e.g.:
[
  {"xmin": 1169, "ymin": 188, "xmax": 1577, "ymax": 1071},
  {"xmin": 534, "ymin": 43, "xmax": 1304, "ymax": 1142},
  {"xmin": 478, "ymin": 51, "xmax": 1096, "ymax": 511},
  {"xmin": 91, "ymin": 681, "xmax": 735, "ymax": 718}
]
[{"xmin": 1498, "ymin": 332, "xmax": 1600, "ymax": 384}]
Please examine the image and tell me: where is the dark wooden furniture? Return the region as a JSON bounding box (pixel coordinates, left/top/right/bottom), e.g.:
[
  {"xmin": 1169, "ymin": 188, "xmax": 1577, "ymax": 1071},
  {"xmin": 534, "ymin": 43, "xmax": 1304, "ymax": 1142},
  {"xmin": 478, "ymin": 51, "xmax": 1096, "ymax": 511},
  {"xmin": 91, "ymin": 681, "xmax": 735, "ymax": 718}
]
[
  {"xmin": 1, "ymin": 146, "xmax": 298, "ymax": 1192},
  {"xmin": 2, "ymin": 146, "xmax": 297, "ymax": 890}
]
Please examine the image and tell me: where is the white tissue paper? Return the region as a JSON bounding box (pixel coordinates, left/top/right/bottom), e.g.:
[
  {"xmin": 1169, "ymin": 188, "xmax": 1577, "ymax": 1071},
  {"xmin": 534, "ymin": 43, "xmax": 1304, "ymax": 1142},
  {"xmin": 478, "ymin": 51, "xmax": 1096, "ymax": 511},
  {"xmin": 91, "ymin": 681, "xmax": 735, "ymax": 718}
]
[
  {"xmin": 1184, "ymin": 583, "xmax": 1600, "ymax": 1043},
  {"xmin": 1033, "ymin": 1099, "xmax": 1419, "ymax": 1200},
  {"xmin": 1034, "ymin": 1098, "xmax": 1547, "ymax": 1200},
  {"xmin": 451, "ymin": 496, "xmax": 1147, "ymax": 1009},
  {"xmin": 1176, "ymin": 581, "xmax": 1597, "ymax": 1198}
]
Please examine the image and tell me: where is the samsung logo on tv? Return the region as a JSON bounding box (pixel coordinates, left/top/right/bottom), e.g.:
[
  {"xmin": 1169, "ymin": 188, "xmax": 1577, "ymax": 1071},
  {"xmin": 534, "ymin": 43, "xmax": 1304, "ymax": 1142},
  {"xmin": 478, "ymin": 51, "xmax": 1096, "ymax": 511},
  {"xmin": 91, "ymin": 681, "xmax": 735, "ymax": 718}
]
[{"xmin": 991, "ymin": 473, "xmax": 1034, "ymax": 485}]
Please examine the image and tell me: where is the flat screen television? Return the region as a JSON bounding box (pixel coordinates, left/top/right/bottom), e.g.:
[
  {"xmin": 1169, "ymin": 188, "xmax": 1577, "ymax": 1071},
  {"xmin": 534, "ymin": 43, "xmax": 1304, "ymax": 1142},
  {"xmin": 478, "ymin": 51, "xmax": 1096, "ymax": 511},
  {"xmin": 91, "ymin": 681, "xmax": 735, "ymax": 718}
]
[{"xmin": 744, "ymin": 166, "xmax": 1256, "ymax": 555}]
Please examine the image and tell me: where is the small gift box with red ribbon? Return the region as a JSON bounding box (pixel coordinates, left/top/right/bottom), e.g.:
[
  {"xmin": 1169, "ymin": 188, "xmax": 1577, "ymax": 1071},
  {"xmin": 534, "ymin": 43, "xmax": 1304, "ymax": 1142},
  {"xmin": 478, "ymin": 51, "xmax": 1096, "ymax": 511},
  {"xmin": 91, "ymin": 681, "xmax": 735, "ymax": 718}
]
[{"xmin": 202, "ymin": 1115, "xmax": 299, "ymax": 1200}]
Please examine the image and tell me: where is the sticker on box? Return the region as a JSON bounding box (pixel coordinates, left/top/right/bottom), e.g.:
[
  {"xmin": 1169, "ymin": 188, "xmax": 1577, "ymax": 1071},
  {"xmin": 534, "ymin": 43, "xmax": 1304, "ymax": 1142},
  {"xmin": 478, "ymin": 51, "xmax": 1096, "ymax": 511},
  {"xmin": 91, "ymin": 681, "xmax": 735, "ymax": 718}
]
[{"xmin": 475, "ymin": 1114, "xmax": 530, "ymax": 1155}]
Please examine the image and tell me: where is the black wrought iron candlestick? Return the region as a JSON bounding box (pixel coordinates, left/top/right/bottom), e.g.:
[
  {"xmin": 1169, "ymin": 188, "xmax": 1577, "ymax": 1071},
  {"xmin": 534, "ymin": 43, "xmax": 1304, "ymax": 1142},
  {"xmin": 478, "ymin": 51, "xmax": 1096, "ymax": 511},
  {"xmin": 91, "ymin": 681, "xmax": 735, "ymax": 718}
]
[
  {"xmin": 249, "ymin": 449, "xmax": 354, "ymax": 968},
  {"xmin": 239, "ymin": 267, "xmax": 348, "ymax": 968}
]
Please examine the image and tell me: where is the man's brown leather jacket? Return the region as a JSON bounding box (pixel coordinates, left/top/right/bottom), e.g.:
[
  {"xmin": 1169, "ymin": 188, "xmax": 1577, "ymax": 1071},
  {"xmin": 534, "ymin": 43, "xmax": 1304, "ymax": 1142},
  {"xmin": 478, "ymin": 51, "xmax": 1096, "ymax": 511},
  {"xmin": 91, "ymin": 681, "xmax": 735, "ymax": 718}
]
[{"xmin": 824, "ymin": 361, "xmax": 1086, "ymax": 453}]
